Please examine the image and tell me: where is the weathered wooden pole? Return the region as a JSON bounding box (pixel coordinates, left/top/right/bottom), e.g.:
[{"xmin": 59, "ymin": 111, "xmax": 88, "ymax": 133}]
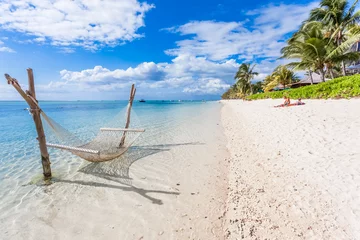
[
  {"xmin": 5, "ymin": 69, "xmax": 52, "ymax": 179},
  {"xmin": 27, "ymin": 68, "xmax": 36, "ymax": 98},
  {"xmin": 119, "ymin": 84, "xmax": 136, "ymax": 147}
]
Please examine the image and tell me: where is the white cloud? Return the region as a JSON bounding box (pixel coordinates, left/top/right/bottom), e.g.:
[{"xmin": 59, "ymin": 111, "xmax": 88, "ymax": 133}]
[
  {"xmin": 60, "ymin": 62, "xmax": 164, "ymax": 83},
  {"xmin": 164, "ymin": 21, "xmax": 246, "ymax": 60},
  {"xmin": 0, "ymin": 47, "xmax": 14, "ymax": 52},
  {"xmin": 183, "ymin": 78, "xmax": 230, "ymax": 94},
  {"xmin": 53, "ymin": 54, "xmax": 238, "ymax": 95},
  {"xmin": 164, "ymin": 2, "xmax": 318, "ymax": 78},
  {"xmin": 157, "ymin": 2, "xmax": 317, "ymax": 89},
  {"xmin": 0, "ymin": 40, "xmax": 15, "ymax": 52},
  {"xmin": 58, "ymin": 47, "xmax": 75, "ymax": 54},
  {"xmin": 33, "ymin": 37, "xmax": 46, "ymax": 43},
  {"xmin": 0, "ymin": 0, "xmax": 154, "ymax": 50}
]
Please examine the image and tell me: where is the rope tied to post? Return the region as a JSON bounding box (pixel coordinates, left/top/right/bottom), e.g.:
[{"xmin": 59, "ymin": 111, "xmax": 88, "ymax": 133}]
[
  {"xmin": 4, "ymin": 70, "xmax": 52, "ymax": 179},
  {"xmin": 29, "ymin": 108, "xmax": 42, "ymax": 114}
]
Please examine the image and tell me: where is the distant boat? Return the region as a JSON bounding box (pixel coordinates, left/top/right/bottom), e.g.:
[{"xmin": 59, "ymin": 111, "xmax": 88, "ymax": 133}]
[{"xmin": 139, "ymin": 99, "xmax": 146, "ymax": 102}]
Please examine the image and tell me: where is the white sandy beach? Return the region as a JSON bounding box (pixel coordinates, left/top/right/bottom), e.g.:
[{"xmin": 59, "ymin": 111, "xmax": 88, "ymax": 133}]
[
  {"xmin": 1, "ymin": 99, "xmax": 360, "ymax": 240},
  {"xmin": 221, "ymin": 99, "xmax": 360, "ymax": 239}
]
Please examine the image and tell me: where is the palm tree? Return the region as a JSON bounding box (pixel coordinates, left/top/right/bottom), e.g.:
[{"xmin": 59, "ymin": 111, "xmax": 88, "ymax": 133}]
[
  {"xmin": 272, "ymin": 65, "xmax": 300, "ymax": 87},
  {"xmin": 281, "ymin": 23, "xmax": 360, "ymax": 81},
  {"xmin": 252, "ymin": 81, "xmax": 264, "ymax": 93},
  {"xmin": 234, "ymin": 63, "xmax": 259, "ymax": 95},
  {"xmin": 262, "ymin": 66, "xmax": 299, "ymax": 91},
  {"xmin": 263, "ymin": 75, "xmax": 278, "ymax": 92},
  {"xmin": 308, "ymin": 70, "xmax": 315, "ymax": 84},
  {"xmin": 222, "ymin": 85, "xmax": 238, "ymax": 99},
  {"xmin": 308, "ymin": 0, "xmax": 360, "ymax": 75}
]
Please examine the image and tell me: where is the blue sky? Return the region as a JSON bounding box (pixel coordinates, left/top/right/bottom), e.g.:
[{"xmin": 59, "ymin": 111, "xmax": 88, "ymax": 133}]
[{"xmin": 0, "ymin": 0, "xmax": 319, "ymax": 100}]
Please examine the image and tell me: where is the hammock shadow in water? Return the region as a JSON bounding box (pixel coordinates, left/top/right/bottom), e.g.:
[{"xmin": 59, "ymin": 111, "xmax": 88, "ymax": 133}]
[
  {"xmin": 79, "ymin": 142, "xmax": 204, "ymax": 186},
  {"xmin": 75, "ymin": 142, "xmax": 203, "ymax": 204},
  {"xmin": 79, "ymin": 146, "xmax": 168, "ymax": 186},
  {"xmin": 56, "ymin": 179, "xmax": 179, "ymax": 205}
]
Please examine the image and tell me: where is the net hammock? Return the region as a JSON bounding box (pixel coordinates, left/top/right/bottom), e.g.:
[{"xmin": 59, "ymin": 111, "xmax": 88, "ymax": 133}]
[{"xmin": 40, "ymin": 85, "xmax": 144, "ymax": 162}]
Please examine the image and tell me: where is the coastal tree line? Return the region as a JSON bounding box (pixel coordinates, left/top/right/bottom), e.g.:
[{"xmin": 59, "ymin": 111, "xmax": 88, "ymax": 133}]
[{"xmin": 223, "ymin": 0, "xmax": 360, "ymax": 99}]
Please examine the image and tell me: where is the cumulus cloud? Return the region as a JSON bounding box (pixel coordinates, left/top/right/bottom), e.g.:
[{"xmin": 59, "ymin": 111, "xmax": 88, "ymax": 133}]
[
  {"xmin": 0, "ymin": 0, "xmax": 154, "ymax": 50},
  {"xmin": 60, "ymin": 62, "xmax": 165, "ymax": 84},
  {"xmin": 40, "ymin": 2, "xmax": 314, "ymax": 98},
  {"xmin": 0, "ymin": 40, "xmax": 15, "ymax": 52},
  {"xmin": 54, "ymin": 54, "xmax": 238, "ymax": 95},
  {"xmin": 183, "ymin": 78, "xmax": 230, "ymax": 94},
  {"xmin": 164, "ymin": 2, "xmax": 318, "ymax": 68}
]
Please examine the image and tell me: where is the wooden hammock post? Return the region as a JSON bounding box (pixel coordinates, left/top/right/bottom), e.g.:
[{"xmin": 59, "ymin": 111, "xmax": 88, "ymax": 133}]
[
  {"xmin": 27, "ymin": 68, "xmax": 36, "ymax": 99},
  {"xmin": 119, "ymin": 84, "xmax": 136, "ymax": 147},
  {"xmin": 4, "ymin": 69, "xmax": 52, "ymax": 179}
]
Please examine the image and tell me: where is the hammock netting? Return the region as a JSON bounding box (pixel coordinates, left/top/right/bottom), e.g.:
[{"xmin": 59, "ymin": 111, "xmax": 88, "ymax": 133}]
[{"xmin": 40, "ymin": 103, "xmax": 144, "ymax": 162}]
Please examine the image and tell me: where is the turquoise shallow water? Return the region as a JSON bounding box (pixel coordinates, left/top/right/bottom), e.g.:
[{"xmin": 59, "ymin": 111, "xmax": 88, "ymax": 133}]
[{"xmin": 0, "ymin": 100, "xmax": 219, "ymax": 215}]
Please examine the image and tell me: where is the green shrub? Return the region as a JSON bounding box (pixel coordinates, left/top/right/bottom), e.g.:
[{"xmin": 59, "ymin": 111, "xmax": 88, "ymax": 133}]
[{"xmin": 246, "ymin": 75, "xmax": 360, "ymax": 100}]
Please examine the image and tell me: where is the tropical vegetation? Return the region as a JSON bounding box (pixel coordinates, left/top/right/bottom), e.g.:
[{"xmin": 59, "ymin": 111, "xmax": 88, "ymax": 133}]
[
  {"xmin": 234, "ymin": 63, "xmax": 259, "ymax": 95},
  {"xmin": 246, "ymin": 74, "xmax": 360, "ymax": 100},
  {"xmin": 281, "ymin": 22, "xmax": 359, "ymax": 82},
  {"xmin": 263, "ymin": 65, "xmax": 300, "ymax": 92},
  {"xmin": 222, "ymin": 0, "xmax": 360, "ymax": 100},
  {"xmin": 308, "ymin": 0, "xmax": 360, "ymax": 75}
]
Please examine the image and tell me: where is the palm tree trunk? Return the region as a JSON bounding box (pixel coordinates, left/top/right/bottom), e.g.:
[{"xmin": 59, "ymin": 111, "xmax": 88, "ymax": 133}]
[
  {"xmin": 336, "ymin": 37, "xmax": 346, "ymax": 76},
  {"xmin": 356, "ymin": 42, "xmax": 360, "ymax": 65},
  {"xmin": 309, "ymin": 70, "xmax": 314, "ymax": 84},
  {"xmin": 319, "ymin": 68, "xmax": 325, "ymax": 82},
  {"xmin": 329, "ymin": 69, "xmax": 335, "ymax": 79},
  {"xmin": 249, "ymin": 83, "xmax": 253, "ymax": 94},
  {"xmin": 341, "ymin": 61, "xmax": 346, "ymax": 76}
]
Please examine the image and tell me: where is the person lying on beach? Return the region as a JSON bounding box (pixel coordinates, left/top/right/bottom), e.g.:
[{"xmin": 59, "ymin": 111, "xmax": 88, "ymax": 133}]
[
  {"xmin": 296, "ymin": 98, "xmax": 305, "ymax": 105},
  {"xmin": 275, "ymin": 96, "xmax": 290, "ymax": 107},
  {"xmin": 275, "ymin": 98, "xmax": 306, "ymax": 107}
]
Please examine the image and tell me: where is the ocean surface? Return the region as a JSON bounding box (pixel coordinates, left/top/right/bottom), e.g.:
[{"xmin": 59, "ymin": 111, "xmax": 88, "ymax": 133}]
[{"xmin": 0, "ymin": 100, "xmax": 220, "ymax": 221}]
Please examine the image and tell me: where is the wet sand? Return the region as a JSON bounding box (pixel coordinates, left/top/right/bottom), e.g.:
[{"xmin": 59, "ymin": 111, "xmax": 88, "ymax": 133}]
[{"xmin": 0, "ymin": 103, "xmax": 229, "ymax": 240}]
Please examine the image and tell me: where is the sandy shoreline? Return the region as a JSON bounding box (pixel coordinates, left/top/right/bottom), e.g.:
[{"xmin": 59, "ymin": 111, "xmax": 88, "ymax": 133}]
[
  {"xmin": 0, "ymin": 103, "xmax": 229, "ymax": 240},
  {"xmin": 2, "ymin": 99, "xmax": 359, "ymax": 239},
  {"xmin": 221, "ymin": 99, "xmax": 360, "ymax": 239}
]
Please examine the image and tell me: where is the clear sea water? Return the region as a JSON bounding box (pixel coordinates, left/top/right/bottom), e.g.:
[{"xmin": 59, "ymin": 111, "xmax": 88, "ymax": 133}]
[{"xmin": 0, "ymin": 100, "xmax": 220, "ymax": 217}]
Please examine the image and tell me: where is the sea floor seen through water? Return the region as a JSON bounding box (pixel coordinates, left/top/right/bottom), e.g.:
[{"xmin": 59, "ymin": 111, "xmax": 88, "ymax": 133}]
[{"xmin": 0, "ymin": 100, "xmax": 228, "ymax": 239}]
